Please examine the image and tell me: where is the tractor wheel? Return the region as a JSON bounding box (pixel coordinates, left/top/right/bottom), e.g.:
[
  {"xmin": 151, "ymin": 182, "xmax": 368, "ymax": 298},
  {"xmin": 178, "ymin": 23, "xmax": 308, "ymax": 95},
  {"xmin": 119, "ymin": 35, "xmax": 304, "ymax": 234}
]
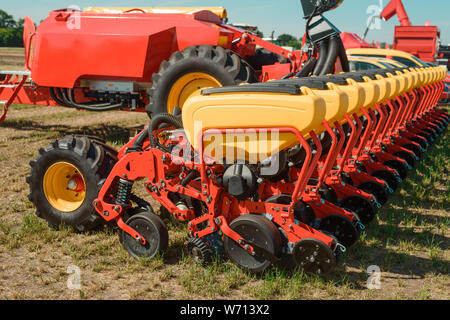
[
  {"xmin": 147, "ymin": 45, "xmax": 257, "ymax": 117},
  {"xmin": 27, "ymin": 136, "xmax": 117, "ymax": 232}
]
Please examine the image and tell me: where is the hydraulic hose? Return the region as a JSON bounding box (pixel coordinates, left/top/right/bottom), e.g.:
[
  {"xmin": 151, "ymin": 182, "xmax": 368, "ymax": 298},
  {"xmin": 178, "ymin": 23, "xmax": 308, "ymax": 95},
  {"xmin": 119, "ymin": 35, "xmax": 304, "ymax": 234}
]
[
  {"xmin": 319, "ymin": 36, "xmax": 339, "ymax": 75},
  {"xmin": 337, "ymin": 36, "xmax": 350, "ymax": 72},
  {"xmin": 296, "ymin": 57, "xmax": 317, "ymax": 78},
  {"xmin": 68, "ymin": 88, "xmax": 124, "ymax": 111},
  {"xmin": 52, "ymin": 87, "xmax": 124, "ymax": 111},
  {"xmin": 149, "ymin": 113, "xmax": 184, "ymax": 148},
  {"xmin": 49, "ymin": 87, "xmax": 66, "ymax": 106},
  {"xmin": 312, "ymin": 39, "xmax": 329, "ymax": 76}
]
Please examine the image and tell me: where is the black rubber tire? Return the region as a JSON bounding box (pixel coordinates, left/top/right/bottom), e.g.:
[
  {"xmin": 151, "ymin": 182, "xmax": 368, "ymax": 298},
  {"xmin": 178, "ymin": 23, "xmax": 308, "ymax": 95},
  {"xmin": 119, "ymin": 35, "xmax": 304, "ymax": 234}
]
[
  {"xmin": 402, "ymin": 143, "xmax": 423, "ymax": 159},
  {"xmin": 341, "ymin": 195, "xmax": 376, "ymax": 225},
  {"xmin": 224, "ymin": 214, "xmax": 282, "ymax": 273},
  {"xmin": 27, "ymin": 136, "xmax": 117, "ymax": 232},
  {"xmin": 147, "ymin": 45, "xmax": 257, "ymax": 117},
  {"xmin": 246, "ymin": 48, "xmax": 290, "ymax": 72},
  {"xmin": 394, "ymin": 151, "xmax": 416, "ymax": 168},
  {"xmin": 372, "ymin": 169, "xmax": 400, "ymax": 191},
  {"xmin": 383, "ymin": 160, "xmax": 408, "ymax": 181},
  {"xmin": 408, "ymin": 136, "xmax": 428, "ymax": 150},
  {"xmin": 358, "ymin": 180, "xmax": 389, "ymax": 206},
  {"xmin": 318, "ymin": 214, "xmax": 359, "ymax": 248},
  {"xmin": 119, "ymin": 210, "xmax": 169, "ymax": 259}
]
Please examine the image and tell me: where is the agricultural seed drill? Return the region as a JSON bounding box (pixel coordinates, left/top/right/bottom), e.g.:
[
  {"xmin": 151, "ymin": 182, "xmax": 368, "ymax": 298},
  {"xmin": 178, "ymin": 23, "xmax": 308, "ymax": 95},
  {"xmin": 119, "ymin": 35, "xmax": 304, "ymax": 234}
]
[{"xmin": 21, "ymin": 1, "xmax": 450, "ymax": 274}]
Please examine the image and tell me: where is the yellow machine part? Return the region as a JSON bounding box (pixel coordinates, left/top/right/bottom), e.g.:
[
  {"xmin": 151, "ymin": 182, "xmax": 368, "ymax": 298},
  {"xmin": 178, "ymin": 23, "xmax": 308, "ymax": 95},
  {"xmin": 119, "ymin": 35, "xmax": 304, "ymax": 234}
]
[
  {"xmin": 401, "ymin": 69, "xmax": 418, "ymax": 90},
  {"xmin": 438, "ymin": 66, "xmax": 447, "ymax": 81},
  {"xmin": 83, "ymin": 7, "xmax": 228, "ymax": 19},
  {"xmin": 324, "ymin": 82, "xmax": 364, "ymax": 119},
  {"xmin": 370, "ymin": 76, "xmax": 392, "ymax": 104},
  {"xmin": 384, "ymin": 73, "xmax": 401, "ymax": 99},
  {"xmin": 433, "ymin": 66, "xmax": 446, "ymax": 82},
  {"xmin": 392, "ymin": 71, "xmax": 408, "ymax": 94},
  {"xmin": 182, "ymin": 92, "xmax": 326, "ymax": 163},
  {"xmin": 346, "ymin": 79, "xmax": 379, "ymax": 114},
  {"xmin": 307, "ymin": 86, "xmax": 349, "ymax": 124},
  {"xmin": 43, "ymin": 162, "xmax": 86, "ymax": 213}
]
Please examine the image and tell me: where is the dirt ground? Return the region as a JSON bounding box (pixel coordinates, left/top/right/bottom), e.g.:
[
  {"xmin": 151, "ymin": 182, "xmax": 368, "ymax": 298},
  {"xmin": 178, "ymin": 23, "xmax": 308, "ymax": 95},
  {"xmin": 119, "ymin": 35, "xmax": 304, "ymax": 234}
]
[{"xmin": 0, "ymin": 48, "xmax": 448, "ymax": 300}]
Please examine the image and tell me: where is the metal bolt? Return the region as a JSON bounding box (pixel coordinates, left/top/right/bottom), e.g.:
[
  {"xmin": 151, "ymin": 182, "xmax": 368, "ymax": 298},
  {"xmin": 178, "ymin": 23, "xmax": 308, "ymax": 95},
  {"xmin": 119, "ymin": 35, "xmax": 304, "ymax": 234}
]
[
  {"xmin": 244, "ymin": 245, "xmax": 249, "ymax": 250},
  {"xmin": 103, "ymin": 211, "xmax": 109, "ymax": 217},
  {"xmin": 93, "ymin": 201, "xmax": 98, "ymax": 207},
  {"xmin": 113, "ymin": 206, "xmax": 120, "ymax": 212},
  {"xmin": 214, "ymin": 217, "xmax": 221, "ymax": 225}
]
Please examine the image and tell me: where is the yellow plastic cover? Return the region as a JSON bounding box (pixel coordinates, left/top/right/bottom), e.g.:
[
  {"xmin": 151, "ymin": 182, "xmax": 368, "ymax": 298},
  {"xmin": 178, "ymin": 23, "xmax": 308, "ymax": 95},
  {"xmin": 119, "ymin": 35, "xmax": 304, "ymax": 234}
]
[
  {"xmin": 182, "ymin": 92, "xmax": 326, "ymax": 162},
  {"xmin": 83, "ymin": 7, "xmax": 228, "ymax": 19},
  {"xmin": 308, "ymin": 86, "xmax": 349, "ymax": 124}
]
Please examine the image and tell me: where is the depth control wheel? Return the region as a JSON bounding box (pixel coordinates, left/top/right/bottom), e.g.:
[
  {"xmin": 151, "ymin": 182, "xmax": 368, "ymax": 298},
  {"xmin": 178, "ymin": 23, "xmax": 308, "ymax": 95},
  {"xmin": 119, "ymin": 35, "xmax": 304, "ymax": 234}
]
[
  {"xmin": 408, "ymin": 136, "xmax": 428, "ymax": 150},
  {"xmin": 383, "ymin": 160, "xmax": 408, "ymax": 180},
  {"xmin": 341, "ymin": 195, "xmax": 376, "ymax": 224},
  {"xmin": 358, "ymin": 180, "xmax": 389, "ymax": 205},
  {"xmin": 293, "ymin": 239, "xmax": 336, "ymax": 276},
  {"xmin": 319, "ymin": 214, "xmax": 359, "ymax": 248},
  {"xmin": 395, "ymin": 151, "xmax": 416, "ymax": 168},
  {"xmin": 402, "ymin": 143, "xmax": 423, "ymax": 159},
  {"xmin": 224, "ymin": 214, "xmax": 282, "ymax": 273},
  {"xmin": 119, "ymin": 210, "xmax": 169, "ymax": 259},
  {"xmin": 372, "ymin": 169, "xmax": 400, "ymax": 191}
]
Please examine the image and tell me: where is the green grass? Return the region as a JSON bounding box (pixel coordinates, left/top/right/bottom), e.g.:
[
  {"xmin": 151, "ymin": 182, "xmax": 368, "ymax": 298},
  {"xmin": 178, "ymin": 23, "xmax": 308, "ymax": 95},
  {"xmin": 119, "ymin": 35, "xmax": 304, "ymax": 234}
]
[{"xmin": 0, "ymin": 101, "xmax": 448, "ymax": 299}]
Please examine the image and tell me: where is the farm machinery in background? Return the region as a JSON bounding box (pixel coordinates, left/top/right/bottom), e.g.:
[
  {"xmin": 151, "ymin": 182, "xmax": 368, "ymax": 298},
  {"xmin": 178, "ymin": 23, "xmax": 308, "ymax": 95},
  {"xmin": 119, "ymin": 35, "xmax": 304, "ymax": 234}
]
[
  {"xmin": 0, "ymin": 1, "xmax": 448, "ymax": 275},
  {"xmin": 362, "ymin": 0, "xmax": 446, "ymax": 67}
]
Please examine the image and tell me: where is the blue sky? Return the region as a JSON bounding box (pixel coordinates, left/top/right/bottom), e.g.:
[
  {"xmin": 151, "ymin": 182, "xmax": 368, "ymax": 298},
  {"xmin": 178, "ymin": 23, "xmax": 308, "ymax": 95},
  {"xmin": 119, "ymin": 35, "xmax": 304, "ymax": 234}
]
[{"xmin": 3, "ymin": 0, "xmax": 450, "ymax": 44}]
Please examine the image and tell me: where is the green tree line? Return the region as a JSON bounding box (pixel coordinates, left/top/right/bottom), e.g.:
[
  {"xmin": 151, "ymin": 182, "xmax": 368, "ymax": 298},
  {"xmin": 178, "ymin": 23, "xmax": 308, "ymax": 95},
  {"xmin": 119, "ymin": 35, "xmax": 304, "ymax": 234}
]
[{"xmin": 0, "ymin": 10, "xmax": 25, "ymax": 47}]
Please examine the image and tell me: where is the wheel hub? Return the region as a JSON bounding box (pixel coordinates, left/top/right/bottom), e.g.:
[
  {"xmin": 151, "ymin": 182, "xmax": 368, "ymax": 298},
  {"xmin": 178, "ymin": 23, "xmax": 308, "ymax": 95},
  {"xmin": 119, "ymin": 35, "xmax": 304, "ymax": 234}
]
[
  {"xmin": 293, "ymin": 238, "xmax": 336, "ymax": 275},
  {"xmin": 43, "ymin": 162, "xmax": 86, "ymax": 212}
]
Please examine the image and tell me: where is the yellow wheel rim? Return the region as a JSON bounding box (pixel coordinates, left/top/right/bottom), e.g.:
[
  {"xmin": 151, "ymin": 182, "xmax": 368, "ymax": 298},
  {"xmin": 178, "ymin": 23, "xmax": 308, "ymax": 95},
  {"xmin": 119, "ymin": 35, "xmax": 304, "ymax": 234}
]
[
  {"xmin": 167, "ymin": 72, "xmax": 222, "ymax": 114},
  {"xmin": 43, "ymin": 162, "xmax": 86, "ymax": 213}
]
